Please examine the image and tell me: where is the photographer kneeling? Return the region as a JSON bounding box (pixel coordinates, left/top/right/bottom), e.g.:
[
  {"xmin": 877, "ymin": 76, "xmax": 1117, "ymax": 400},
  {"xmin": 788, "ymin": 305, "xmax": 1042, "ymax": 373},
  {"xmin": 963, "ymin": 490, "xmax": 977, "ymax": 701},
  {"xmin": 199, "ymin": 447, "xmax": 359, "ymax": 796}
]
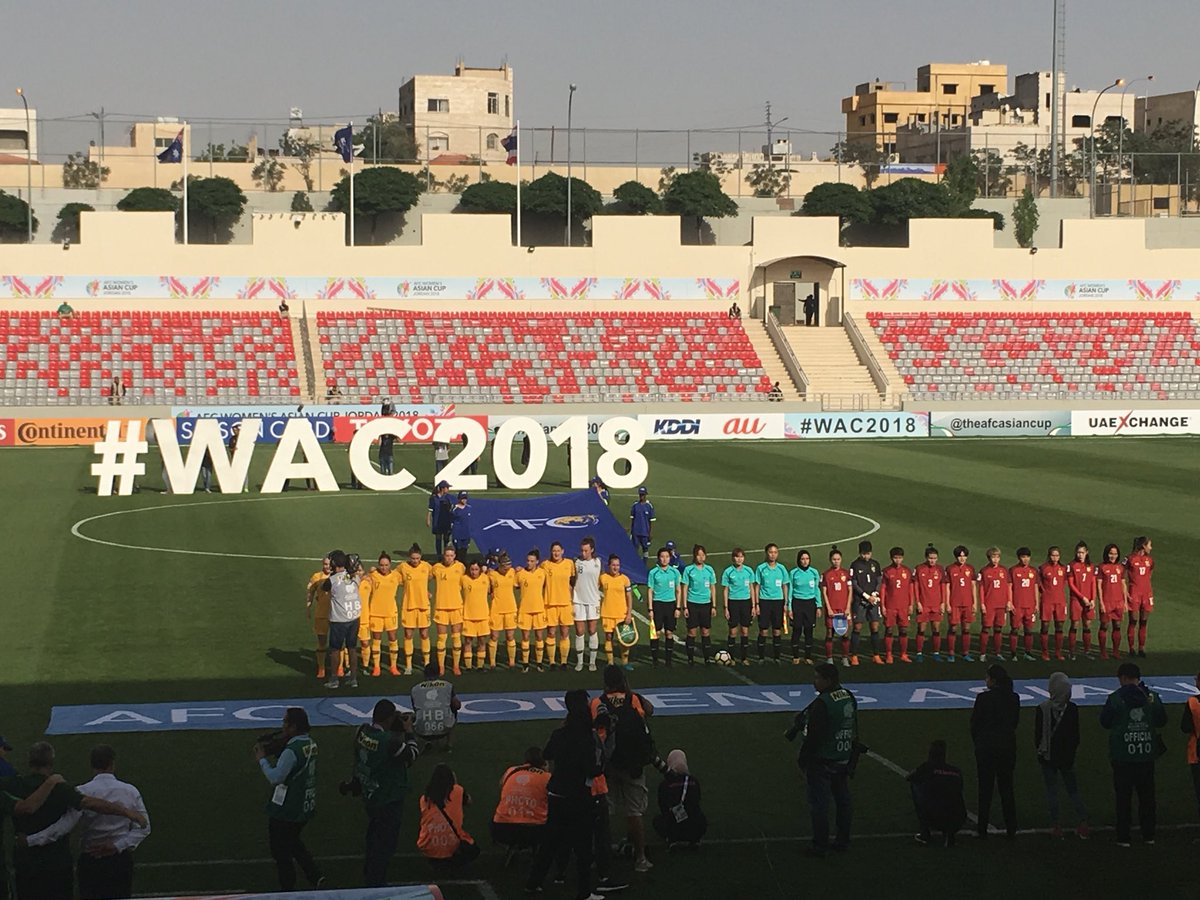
[
  {"xmin": 255, "ymin": 708, "xmax": 322, "ymax": 893},
  {"xmin": 346, "ymin": 699, "xmax": 420, "ymax": 887}
]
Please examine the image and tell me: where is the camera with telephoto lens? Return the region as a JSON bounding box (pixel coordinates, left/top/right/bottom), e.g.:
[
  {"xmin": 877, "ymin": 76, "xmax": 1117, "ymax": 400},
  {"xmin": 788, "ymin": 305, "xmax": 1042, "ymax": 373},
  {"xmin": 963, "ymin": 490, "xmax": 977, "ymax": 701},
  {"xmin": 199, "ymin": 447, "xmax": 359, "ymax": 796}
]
[{"xmin": 256, "ymin": 730, "xmax": 287, "ymax": 758}]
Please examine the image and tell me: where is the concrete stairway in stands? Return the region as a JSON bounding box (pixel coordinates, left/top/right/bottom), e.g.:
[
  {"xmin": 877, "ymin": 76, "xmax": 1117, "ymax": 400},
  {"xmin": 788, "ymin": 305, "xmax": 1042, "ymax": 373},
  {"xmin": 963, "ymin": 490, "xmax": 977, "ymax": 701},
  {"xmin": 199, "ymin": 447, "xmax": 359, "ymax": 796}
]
[
  {"xmin": 741, "ymin": 319, "xmax": 802, "ymax": 399},
  {"xmin": 778, "ymin": 325, "xmax": 885, "ymax": 406}
]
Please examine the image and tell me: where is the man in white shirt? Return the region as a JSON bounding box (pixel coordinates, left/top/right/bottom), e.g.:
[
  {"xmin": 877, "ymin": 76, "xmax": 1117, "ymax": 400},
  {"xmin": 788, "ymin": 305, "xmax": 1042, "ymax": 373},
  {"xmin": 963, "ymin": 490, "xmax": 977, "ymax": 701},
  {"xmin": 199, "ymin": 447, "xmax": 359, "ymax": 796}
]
[
  {"xmin": 24, "ymin": 745, "xmax": 150, "ymax": 900},
  {"xmin": 572, "ymin": 536, "xmax": 604, "ymax": 672}
]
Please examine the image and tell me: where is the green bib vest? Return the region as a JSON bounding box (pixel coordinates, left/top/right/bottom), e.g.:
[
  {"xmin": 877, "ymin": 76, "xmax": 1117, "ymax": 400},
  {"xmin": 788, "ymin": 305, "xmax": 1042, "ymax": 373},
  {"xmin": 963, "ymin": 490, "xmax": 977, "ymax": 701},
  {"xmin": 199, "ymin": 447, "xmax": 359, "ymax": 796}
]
[
  {"xmin": 817, "ymin": 689, "xmax": 858, "ymax": 763},
  {"xmin": 269, "ymin": 734, "xmax": 318, "ymax": 822},
  {"xmin": 354, "ymin": 724, "xmax": 410, "ymax": 810},
  {"xmin": 1107, "ymin": 694, "xmax": 1159, "ymax": 763}
]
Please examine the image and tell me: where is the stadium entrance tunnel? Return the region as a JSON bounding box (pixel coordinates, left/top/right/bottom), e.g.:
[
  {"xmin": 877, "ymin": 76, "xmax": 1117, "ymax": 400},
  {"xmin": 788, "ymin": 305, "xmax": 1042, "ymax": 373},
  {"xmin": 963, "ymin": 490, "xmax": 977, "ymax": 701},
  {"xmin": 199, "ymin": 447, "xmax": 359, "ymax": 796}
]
[{"xmin": 752, "ymin": 254, "xmax": 846, "ymax": 326}]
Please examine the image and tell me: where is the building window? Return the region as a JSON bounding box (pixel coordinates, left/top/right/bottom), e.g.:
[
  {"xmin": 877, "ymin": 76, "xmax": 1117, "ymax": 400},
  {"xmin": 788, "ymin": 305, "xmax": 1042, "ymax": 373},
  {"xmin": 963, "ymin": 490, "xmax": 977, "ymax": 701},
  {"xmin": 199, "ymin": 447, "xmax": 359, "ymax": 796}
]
[
  {"xmin": 883, "ymin": 142, "xmax": 896, "ymax": 155},
  {"xmin": 429, "ymin": 132, "xmax": 449, "ymax": 152},
  {"xmin": 427, "ymin": 98, "xmax": 449, "ymax": 113},
  {"xmin": 858, "ymin": 116, "xmax": 866, "ymax": 126},
  {"xmin": 916, "ymin": 113, "xmax": 927, "ymax": 123},
  {"xmin": 486, "ymin": 133, "xmax": 499, "ymax": 150},
  {"xmin": 942, "ymin": 83, "xmax": 958, "ymax": 95},
  {"xmin": 1103, "ymin": 115, "xmax": 1123, "ymax": 127},
  {"xmin": 950, "ymin": 114, "xmax": 961, "ymax": 125},
  {"xmin": 883, "ymin": 112, "xmax": 899, "ymax": 124},
  {"xmin": 505, "ymin": 95, "xmax": 510, "ymax": 117},
  {"xmin": 980, "ymin": 84, "xmax": 995, "ymax": 95},
  {"xmin": 487, "ymin": 92, "xmax": 499, "ymax": 115},
  {"xmin": 869, "ymin": 114, "xmax": 876, "ymax": 124},
  {"xmin": 1071, "ymin": 114, "xmax": 1090, "ymax": 128}
]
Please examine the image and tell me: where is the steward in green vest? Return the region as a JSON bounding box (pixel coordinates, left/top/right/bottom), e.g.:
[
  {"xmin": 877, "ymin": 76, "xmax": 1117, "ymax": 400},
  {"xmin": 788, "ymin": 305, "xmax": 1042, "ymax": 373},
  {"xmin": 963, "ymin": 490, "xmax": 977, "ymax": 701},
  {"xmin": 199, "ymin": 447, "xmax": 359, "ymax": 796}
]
[
  {"xmin": 1099, "ymin": 662, "xmax": 1168, "ymax": 846},
  {"xmin": 256, "ymin": 708, "xmax": 323, "ymax": 892},
  {"xmin": 354, "ymin": 699, "xmax": 421, "ymax": 888},
  {"xmin": 786, "ymin": 663, "xmax": 860, "ymax": 856}
]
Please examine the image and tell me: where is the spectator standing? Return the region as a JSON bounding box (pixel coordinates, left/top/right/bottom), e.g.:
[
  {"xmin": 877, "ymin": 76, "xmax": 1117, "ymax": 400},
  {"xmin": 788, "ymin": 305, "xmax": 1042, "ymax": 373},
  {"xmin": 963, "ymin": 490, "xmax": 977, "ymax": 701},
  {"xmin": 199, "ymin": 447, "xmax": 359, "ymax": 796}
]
[
  {"xmin": 256, "ymin": 709, "xmax": 321, "ymax": 893},
  {"xmin": 355, "ymin": 699, "xmax": 420, "ymax": 887},
  {"xmin": 970, "ymin": 664, "xmax": 1020, "ymax": 839},
  {"xmin": 1100, "ymin": 662, "xmax": 1167, "ymax": 847},
  {"xmin": 906, "ymin": 740, "xmax": 966, "ymax": 846},
  {"xmin": 433, "ymin": 441, "xmax": 450, "ymax": 476},
  {"xmin": 0, "ymin": 770, "xmax": 77, "ymax": 900},
  {"xmin": 198, "ymin": 447, "xmax": 214, "ymax": 493},
  {"xmin": 417, "ymin": 765, "xmax": 476, "ymax": 870},
  {"xmin": 651, "ymin": 749, "xmax": 707, "ymax": 848},
  {"xmin": 1034, "ymin": 672, "xmax": 1089, "ymax": 838},
  {"xmin": 804, "ymin": 293, "xmax": 818, "ymax": 326},
  {"xmin": 787, "ymin": 663, "xmax": 858, "ymax": 857},
  {"xmin": 378, "ymin": 432, "xmax": 395, "ymax": 477},
  {"xmin": 1181, "ymin": 670, "xmax": 1200, "ymax": 824}
]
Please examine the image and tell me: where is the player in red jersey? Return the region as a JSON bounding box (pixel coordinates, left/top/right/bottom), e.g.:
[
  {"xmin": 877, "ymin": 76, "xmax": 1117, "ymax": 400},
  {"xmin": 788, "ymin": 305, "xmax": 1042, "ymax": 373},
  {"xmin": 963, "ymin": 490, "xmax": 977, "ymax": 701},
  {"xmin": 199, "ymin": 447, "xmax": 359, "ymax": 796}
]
[
  {"xmin": 1124, "ymin": 535, "xmax": 1154, "ymax": 658},
  {"xmin": 945, "ymin": 545, "xmax": 978, "ymax": 662},
  {"xmin": 1008, "ymin": 547, "xmax": 1039, "ymax": 661},
  {"xmin": 881, "ymin": 547, "xmax": 915, "ymax": 664},
  {"xmin": 1098, "ymin": 543, "xmax": 1128, "ymax": 660},
  {"xmin": 1037, "ymin": 546, "xmax": 1069, "ymax": 661},
  {"xmin": 1066, "ymin": 541, "xmax": 1098, "ymax": 659},
  {"xmin": 821, "ymin": 546, "xmax": 853, "ymax": 666},
  {"xmin": 913, "ymin": 545, "xmax": 947, "ymax": 662},
  {"xmin": 976, "ymin": 547, "xmax": 1012, "ymax": 661}
]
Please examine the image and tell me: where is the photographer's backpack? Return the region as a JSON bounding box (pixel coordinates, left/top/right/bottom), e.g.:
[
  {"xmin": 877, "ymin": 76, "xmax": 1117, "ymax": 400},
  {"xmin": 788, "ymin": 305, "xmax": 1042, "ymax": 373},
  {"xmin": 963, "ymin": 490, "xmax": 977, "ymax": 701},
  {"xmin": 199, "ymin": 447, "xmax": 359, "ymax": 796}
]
[{"xmin": 610, "ymin": 695, "xmax": 654, "ymax": 777}]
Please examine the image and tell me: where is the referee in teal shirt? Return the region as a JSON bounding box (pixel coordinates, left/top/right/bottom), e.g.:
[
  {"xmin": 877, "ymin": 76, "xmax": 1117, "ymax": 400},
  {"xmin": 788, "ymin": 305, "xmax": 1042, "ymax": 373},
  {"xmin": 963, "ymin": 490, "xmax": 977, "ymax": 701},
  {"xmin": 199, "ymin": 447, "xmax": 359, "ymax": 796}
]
[
  {"xmin": 721, "ymin": 550, "xmax": 757, "ymax": 665},
  {"xmin": 754, "ymin": 543, "xmax": 789, "ymax": 662},
  {"xmin": 647, "ymin": 548, "xmax": 683, "ymax": 666},
  {"xmin": 681, "ymin": 545, "xmax": 717, "ymax": 665},
  {"xmin": 789, "ymin": 550, "xmax": 823, "ymax": 664}
]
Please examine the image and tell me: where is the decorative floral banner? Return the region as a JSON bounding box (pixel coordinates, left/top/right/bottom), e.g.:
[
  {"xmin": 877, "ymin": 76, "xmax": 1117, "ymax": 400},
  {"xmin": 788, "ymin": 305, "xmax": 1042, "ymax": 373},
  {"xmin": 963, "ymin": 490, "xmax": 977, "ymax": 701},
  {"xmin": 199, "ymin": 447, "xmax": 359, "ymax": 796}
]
[
  {"xmin": 851, "ymin": 278, "xmax": 1200, "ymax": 302},
  {"xmin": 0, "ymin": 275, "xmax": 740, "ymax": 302}
]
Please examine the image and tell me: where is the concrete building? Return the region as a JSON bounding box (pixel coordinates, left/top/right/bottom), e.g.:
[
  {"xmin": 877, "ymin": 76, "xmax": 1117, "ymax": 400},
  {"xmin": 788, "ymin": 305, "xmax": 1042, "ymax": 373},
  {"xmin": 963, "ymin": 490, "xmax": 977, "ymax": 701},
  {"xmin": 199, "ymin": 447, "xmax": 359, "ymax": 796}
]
[
  {"xmin": 0, "ymin": 105, "xmax": 38, "ymax": 162},
  {"xmin": 93, "ymin": 120, "xmax": 193, "ymax": 159},
  {"xmin": 842, "ymin": 61, "xmax": 1008, "ymax": 153},
  {"xmin": 398, "ymin": 61, "xmax": 513, "ymax": 162},
  {"xmin": 1135, "ymin": 89, "xmax": 1200, "ymax": 137}
]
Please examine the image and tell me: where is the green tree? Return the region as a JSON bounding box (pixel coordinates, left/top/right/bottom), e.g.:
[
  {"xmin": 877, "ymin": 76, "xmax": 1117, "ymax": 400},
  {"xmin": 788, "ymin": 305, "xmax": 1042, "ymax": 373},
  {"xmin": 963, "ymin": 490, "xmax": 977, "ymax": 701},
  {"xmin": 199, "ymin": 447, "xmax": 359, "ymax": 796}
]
[
  {"xmin": 799, "ymin": 182, "xmax": 873, "ymax": 230},
  {"xmin": 869, "ymin": 177, "xmax": 955, "ymax": 225},
  {"xmin": 251, "ymin": 157, "xmax": 286, "ymax": 192},
  {"xmin": 831, "ymin": 139, "xmax": 890, "ymax": 188},
  {"xmin": 458, "ymin": 180, "xmax": 517, "ymax": 214},
  {"xmin": 0, "ymin": 190, "xmax": 38, "ymax": 242},
  {"xmin": 328, "ymin": 166, "xmax": 425, "ymax": 243},
  {"xmin": 661, "ymin": 169, "xmax": 738, "ymax": 243},
  {"xmin": 522, "ymin": 172, "xmax": 603, "ymax": 223},
  {"xmin": 745, "ymin": 163, "xmax": 791, "ymax": 199},
  {"xmin": 116, "ymin": 187, "xmax": 179, "ymax": 212},
  {"xmin": 942, "ymin": 153, "xmax": 979, "ymax": 213},
  {"xmin": 610, "ymin": 180, "xmax": 663, "ymax": 215},
  {"xmin": 52, "ymin": 202, "xmax": 94, "ymax": 242},
  {"xmin": 354, "ymin": 115, "xmax": 418, "ymax": 164},
  {"xmin": 1012, "ymin": 187, "xmax": 1039, "ymax": 247},
  {"xmin": 186, "ymin": 176, "xmax": 247, "ymax": 243},
  {"xmin": 958, "ymin": 207, "xmax": 1005, "ymax": 230},
  {"xmin": 279, "ymin": 135, "xmax": 321, "ymax": 191},
  {"xmin": 971, "ymin": 148, "xmax": 1012, "ymax": 197},
  {"xmin": 62, "ymin": 152, "xmax": 109, "ymax": 189},
  {"xmin": 290, "ymin": 192, "xmax": 313, "ymax": 213},
  {"xmin": 198, "ymin": 143, "xmax": 249, "ymax": 162}
]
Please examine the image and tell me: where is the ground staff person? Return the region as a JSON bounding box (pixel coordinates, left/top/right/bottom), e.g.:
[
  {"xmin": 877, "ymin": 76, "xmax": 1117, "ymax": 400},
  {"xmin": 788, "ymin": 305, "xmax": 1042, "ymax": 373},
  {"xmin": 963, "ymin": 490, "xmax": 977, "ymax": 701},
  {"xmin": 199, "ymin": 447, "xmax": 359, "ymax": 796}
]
[
  {"xmin": 353, "ymin": 699, "xmax": 420, "ymax": 886},
  {"xmin": 786, "ymin": 663, "xmax": 858, "ymax": 857},
  {"xmin": 1100, "ymin": 662, "xmax": 1167, "ymax": 846},
  {"xmin": 1182, "ymin": 670, "xmax": 1200, "ymax": 822},
  {"xmin": 970, "ymin": 664, "xmax": 1019, "ymax": 839},
  {"xmin": 256, "ymin": 708, "xmax": 322, "ymax": 892}
]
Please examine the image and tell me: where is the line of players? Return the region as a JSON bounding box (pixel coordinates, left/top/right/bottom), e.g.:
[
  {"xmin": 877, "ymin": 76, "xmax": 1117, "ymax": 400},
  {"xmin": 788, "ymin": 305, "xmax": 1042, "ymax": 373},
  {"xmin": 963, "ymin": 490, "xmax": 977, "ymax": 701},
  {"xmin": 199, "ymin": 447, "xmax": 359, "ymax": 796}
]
[{"xmin": 306, "ymin": 539, "xmax": 640, "ymax": 684}]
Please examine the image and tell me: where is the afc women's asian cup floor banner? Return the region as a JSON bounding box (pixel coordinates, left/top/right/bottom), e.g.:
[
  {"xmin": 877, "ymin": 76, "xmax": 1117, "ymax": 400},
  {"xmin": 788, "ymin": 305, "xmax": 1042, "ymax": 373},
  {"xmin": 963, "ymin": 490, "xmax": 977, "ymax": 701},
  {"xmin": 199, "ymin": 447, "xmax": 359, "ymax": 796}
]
[
  {"xmin": 469, "ymin": 489, "xmax": 649, "ymax": 584},
  {"xmin": 851, "ymin": 278, "xmax": 1200, "ymax": 302},
  {"xmin": 1, "ymin": 274, "xmax": 740, "ymax": 302}
]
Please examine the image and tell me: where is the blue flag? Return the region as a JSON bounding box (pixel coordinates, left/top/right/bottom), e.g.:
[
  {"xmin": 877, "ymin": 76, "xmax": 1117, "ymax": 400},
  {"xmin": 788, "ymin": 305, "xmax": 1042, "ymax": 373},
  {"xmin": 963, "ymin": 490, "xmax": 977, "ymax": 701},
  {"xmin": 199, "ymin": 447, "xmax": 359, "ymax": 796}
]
[
  {"xmin": 468, "ymin": 489, "xmax": 648, "ymax": 583},
  {"xmin": 157, "ymin": 130, "xmax": 183, "ymax": 163},
  {"xmin": 333, "ymin": 124, "xmax": 354, "ymax": 164}
]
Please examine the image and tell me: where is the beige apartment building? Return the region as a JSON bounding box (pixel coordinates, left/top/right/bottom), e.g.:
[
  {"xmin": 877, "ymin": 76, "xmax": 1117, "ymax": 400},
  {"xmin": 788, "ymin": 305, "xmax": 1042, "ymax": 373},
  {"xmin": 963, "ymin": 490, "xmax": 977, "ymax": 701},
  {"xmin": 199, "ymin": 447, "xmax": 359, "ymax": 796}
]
[
  {"xmin": 398, "ymin": 61, "xmax": 514, "ymax": 162},
  {"xmin": 0, "ymin": 105, "xmax": 38, "ymax": 161},
  {"xmin": 1135, "ymin": 89, "xmax": 1199, "ymax": 136},
  {"xmin": 842, "ymin": 61, "xmax": 1008, "ymax": 153}
]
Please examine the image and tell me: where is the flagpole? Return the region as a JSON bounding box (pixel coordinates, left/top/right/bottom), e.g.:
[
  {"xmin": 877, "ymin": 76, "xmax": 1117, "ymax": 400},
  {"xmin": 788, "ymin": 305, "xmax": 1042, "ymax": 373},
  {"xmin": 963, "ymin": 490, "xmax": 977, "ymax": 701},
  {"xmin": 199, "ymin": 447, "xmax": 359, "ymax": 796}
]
[
  {"xmin": 349, "ymin": 121, "xmax": 355, "ymax": 248},
  {"xmin": 515, "ymin": 119, "xmax": 522, "ymax": 247},
  {"xmin": 182, "ymin": 123, "xmax": 189, "ymax": 245}
]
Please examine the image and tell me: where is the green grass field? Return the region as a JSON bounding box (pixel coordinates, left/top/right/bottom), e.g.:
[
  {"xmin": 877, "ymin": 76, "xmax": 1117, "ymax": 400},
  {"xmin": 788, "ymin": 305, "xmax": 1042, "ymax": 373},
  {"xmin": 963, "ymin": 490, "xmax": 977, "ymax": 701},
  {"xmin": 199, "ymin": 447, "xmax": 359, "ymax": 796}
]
[{"xmin": 3, "ymin": 437, "xmax": 1200, "ymax": 899}]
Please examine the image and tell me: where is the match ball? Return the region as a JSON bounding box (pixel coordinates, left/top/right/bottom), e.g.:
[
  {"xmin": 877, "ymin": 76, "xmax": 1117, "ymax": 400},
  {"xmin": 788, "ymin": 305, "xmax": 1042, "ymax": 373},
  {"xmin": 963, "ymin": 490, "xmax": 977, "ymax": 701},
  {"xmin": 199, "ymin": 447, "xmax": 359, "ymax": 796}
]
[{"xmin": 714, "ymin": 649, "xmax": 733, "ymax": 666}]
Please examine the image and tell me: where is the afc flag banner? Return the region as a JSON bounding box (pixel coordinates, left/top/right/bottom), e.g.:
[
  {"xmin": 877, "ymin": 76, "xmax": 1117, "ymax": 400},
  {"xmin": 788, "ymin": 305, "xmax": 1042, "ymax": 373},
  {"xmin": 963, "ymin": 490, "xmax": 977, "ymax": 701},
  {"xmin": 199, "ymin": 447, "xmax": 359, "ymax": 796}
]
[
  {"xmin": 333, "ymin": 124, "xmax": 354, "ymax": 163},
  {"xmin": 470, "ymin": 489, "xmax": 649, "ymax": 583}
]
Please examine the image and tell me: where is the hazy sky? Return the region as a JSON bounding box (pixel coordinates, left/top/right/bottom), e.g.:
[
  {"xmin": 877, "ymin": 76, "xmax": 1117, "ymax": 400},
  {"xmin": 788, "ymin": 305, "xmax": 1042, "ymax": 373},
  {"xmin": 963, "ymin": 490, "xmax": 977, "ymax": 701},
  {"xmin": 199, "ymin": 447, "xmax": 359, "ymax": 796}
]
[{"xmin": 5, "ymin": 0, "xmax": 1197, "ymax": 161}]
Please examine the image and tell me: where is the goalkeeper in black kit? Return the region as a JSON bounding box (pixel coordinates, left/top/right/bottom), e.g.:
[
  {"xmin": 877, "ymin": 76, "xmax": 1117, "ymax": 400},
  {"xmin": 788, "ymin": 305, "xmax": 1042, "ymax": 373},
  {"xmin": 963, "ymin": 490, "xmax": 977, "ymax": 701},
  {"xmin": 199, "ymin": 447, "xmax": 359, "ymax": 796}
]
[{"xmin": 848, "ymin": 540, "xmax": 884, "ymax": 665}]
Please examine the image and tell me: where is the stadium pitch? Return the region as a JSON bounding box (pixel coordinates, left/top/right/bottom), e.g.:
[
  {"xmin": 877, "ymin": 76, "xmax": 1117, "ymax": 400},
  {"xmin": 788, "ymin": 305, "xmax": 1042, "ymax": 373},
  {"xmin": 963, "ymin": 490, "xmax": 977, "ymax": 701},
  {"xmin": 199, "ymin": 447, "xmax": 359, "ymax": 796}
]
[{"xmin": 3, "ymin": 436, "xmax": 1199, "ymax": 899}]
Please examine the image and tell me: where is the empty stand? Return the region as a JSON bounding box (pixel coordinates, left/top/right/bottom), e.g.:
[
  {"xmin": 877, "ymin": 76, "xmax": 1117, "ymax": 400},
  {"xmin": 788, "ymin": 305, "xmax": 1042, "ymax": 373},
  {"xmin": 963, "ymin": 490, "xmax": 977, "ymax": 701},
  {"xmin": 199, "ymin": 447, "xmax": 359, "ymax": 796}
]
[
  {"xmin": 0, "ymin": 310, "xmax": 300, "ymax": 406},
  {"xmin": 868, "ymin": 311, "xmax": 1200, "ymax": 399},
  {"xmin": 317, "ymin": 311, "xmax": 770, "ymax": 404}
]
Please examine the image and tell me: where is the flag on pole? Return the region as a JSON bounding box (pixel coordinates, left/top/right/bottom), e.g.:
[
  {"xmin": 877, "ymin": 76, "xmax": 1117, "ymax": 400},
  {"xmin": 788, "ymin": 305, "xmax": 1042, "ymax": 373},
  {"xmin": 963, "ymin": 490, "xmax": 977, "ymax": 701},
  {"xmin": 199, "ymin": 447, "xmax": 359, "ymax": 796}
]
[
  {"xmin": 501, "ymin": 129, "xmax": 518, "ymax": 166},
  {"xmin": 333, "ymin": 124, "xmax": 354, "ymax": 164},
  {"xmin": 157, "ymin": 130, "xmax": 183, "ymax": 163}
]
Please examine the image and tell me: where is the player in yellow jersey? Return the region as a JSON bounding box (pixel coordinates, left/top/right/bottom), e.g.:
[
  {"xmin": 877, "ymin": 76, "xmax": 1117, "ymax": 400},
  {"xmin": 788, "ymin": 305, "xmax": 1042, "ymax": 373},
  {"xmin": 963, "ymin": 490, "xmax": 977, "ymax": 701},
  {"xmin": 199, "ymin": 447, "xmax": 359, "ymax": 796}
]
[
  {"xmin": 516, "ymin": 549, "xmax": 548, "ymax": 672},
  {"xmin": 399, "ymin": 543, "xmax": 434, "ymax": 675},
  {"xmin": 356, "ymin": 556, "xmax": 374, "ymax": 671},
  {"xmin": 432, "ymin": 546, "xmax": 467, "ymax": 676},
  {"xmin": 368, "ymin": 552, "xmax": 403, "ymax": 676},
  {"xmin": 462, "ymin": 559, "xmax": 492, "ymax": 670},
  {"xmin": 599, "ymin": 554, "xmax": 634, "ymax": 667},
  {"xmin": 306, "ymin": 556, "xmax": 332, "ymax": 678},
  {"xmin": 541, "ymin": 541, "xmax": 576, "ymax": 669},
  {"xmin": 488, "ymin": 552, "xmax": 520, "ymax": 669}
]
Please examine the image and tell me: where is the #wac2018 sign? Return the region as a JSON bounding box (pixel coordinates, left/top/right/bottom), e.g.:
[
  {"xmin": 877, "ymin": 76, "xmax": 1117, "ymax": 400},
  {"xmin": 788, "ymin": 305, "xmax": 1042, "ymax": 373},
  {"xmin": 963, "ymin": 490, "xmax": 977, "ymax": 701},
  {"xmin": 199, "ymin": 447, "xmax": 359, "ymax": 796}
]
[
  {"xmin": 851, "ymin": 278, "xmax": 1200, "ymax": 302},
  {"xmin": 0, "ymin": 274, "xmax": 741, "ymax": 302}
]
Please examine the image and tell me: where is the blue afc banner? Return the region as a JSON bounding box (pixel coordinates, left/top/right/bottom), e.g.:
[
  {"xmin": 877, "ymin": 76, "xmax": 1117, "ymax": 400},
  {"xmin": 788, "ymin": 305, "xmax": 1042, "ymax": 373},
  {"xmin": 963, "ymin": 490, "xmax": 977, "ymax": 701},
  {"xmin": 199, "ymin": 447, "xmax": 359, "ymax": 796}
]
[
  {"xmin": 469, "ymin": 489, "xmax": 649, "ymax": 583},
  {"xmin": 174, "ymin": 416, "xmax": 334, "ymax": 445},
  {"xmin": 45, "ymin": 677, "xmax": 1199, "ymax": 735}
]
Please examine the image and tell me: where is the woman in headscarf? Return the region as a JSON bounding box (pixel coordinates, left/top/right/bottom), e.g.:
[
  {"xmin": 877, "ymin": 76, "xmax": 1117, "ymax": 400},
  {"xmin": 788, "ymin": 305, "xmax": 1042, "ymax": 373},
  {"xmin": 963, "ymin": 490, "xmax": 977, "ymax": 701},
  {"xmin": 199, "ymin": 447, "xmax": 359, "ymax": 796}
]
[
  {"xmin": 1034, "ymin": 671, "xmax": 1089, "ymax": 838},
  {"xmin": 651, "ymin": 749, "xmax": 708, "ymax": 848}
]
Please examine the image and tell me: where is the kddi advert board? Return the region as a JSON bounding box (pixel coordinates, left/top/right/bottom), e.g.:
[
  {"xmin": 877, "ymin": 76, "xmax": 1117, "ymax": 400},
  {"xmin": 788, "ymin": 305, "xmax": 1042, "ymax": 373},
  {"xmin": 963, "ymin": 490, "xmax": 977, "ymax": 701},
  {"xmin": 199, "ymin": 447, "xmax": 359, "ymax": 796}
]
[{"xmin": 637, "ymin": 413, "xmax": 785, "ymax": 439}]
